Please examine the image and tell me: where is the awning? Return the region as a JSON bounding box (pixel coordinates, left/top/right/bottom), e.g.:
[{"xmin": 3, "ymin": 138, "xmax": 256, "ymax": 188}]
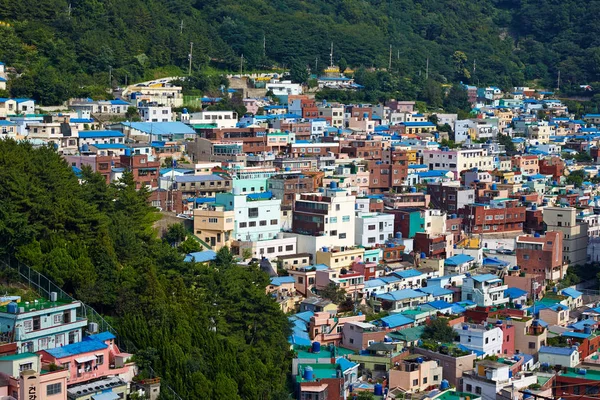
[{"xmin": 75, "ymin": 355, "xmax": 97, "ymax": 364}]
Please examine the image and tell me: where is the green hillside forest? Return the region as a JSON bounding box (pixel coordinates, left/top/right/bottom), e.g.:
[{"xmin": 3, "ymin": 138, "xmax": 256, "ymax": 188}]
[
  {"xmin": 2, "ymin": 0, "xmax": 600, "ymax": 104},
  {"xmin": 0, "ymin": 140, "xmax": 292, "ymax": 399}
]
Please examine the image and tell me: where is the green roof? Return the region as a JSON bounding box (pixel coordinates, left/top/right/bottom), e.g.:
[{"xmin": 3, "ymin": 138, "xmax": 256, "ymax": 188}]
[
  {"xmin": 435, "ymin": 391, "xmax": 481, "ymax": 400},
  {"xmin": 388, "ymin": 326, "xmax": 425, "ymax": 342},
  {"xmin": 0, "ymin": 298, "xmax": 73, "ymax": 313},
  {"xmin": 294, "ymin": 345, "xmax": 355, "ymax": 360},
  {"xmin": 562, "ymin": 368, "xmax": 600, "ymax": 381},
  {"xmin": 0, "ymin": 352, "xmax": 37, "ymax": 361},
  {"xmin": 192, "ymin": 124, "xmax": 218, "ymax": 129},
  {"xmin": 296, "ymin": 363, "xmax": 342, "ymax": 382}
]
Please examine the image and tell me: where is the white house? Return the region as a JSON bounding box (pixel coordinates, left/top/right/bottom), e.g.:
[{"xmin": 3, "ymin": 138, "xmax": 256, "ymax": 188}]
[
  {"xmin": 461, "ymin": 274, "xmax": 509, "ymax": 307},
  {"xmin": 538, "ymin": 346, "xmax": 579, "ymax": 368},
  {"xmin": 456, "ymin": 323, "xmax": 503, "ymax": 357},
  {"xmin": 354, "ymin": 211, "xmax": 394, "ymax": 247},
  {"xmin": 138, "ymin": 103, "xmax": 172, "ymax": 122},
  {"xmin": 183, "ymin": 110, "xmax": 237, "ymax": 128},
  {"xmin": 462, "ymin": 360, "xmax": 536, "ymax": 400}
]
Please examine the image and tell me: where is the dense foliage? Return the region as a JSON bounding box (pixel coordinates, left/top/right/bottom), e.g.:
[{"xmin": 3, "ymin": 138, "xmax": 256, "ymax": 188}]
[
  {"xmin": 421, "ymin": 318, "xmax": 457, "ymax": 343},
  {"xmin": 0, "ymin": 140, "xmax": 292, "ymax": 399},
  {"xmin": 2, "ymin": 0, "xmax": 600, "ymax": 104}
]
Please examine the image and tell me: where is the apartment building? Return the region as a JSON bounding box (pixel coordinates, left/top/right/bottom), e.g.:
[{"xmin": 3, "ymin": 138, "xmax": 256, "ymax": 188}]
[
  {"xmin": 516, "ymin": 231, "xmax": 565, "ymax": 282},
  {"xmin": 193, "ymin": 203, "xmax": 235, "ymax": 250},
  {"xmin": 422, "ymin": 148, "xmax": 496, "ymax": 179},
  {"xmin": 461, "ymin": 274, "xmax": 509, "ymax": 307},
  {"xmin": 354, "ymin": 212, "xmax": 395, "ymax": 247},
  {"xmin": 456, "ymin": 323, "xmax": 503, "ymax": 356},
  {"xmin": 543, "ymin": 207, "xmax": 589, "ymax": 266}
]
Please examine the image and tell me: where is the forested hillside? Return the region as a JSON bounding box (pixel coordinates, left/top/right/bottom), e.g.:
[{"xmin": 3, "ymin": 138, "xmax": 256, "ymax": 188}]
[
  {"xmin": 1, "ymin": 0, "xmax": 600, "ymax": 104},
  {"xmin": 0, "ymin": 140, "xmax": 292, "ymax": 399}
]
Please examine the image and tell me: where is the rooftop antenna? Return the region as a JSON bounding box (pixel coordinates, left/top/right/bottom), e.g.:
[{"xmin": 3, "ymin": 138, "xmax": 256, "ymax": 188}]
[
  {"xmin": 330, "ymin": 42, "xmax": 334, "ymax": 68},
  {"xmin": 188, "ymin": 42, "xmax": 193, "ymax": 76}
]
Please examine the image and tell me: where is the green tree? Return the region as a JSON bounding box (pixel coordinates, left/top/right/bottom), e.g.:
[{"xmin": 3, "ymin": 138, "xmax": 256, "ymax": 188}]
[
  {"xmin": 566, "ymin": 169, "xmax": 585, "ymax": 187},
  {"xmin": 444, "ymin": 84, "xmax": 471, "ymax": 113},
  {"xmin": 338, "ymin": 57, "xmax": 348, "ymax": 74},
  {"xmin": 125, "ymin": 106, "xmax": 141, "ymax": 121},
  {"xmin": 319, "ymin": 283, "xmax": 348, "ymax": 304},
  {"xmin": 289, "ymin": 58, "xmax": 309, "ymax": 84},
  {"xmin": 422, "ymin": 318, "xmax": 456, "ymax": 342}
]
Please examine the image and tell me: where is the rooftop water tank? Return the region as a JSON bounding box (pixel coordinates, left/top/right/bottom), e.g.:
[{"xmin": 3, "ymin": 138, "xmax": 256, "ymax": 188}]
[
  {"xmin": 534, "ymin": 232, "xmax": 541, "ymax": 238},
  {"xmin": 420, "ymin": 252, "xmax": 426, "ymax": 259},
  {"xmin": 440, "ymin": 380, "xmax": 450, "ymax": 390},
  {"xmin": 416, "ymin": 357, "xmax": 423, "ymax": 363},
  {"xmin": 363, "ymin": 112, "xmax": 369, "ymax": 118},
  {"xmin": 395, "ymin": 232, "xmax": 402, "ymax": 239},
  {"xmin": 322, "ymin": 247, "xmax": 329, "ymax": 252},
  {"xmin": 374, "ymin": 383, "xmax": 383, "ymax": 396},
  {"xmin": 410, "ymin": 187, "xmax": 417, "ymax": 193},
  {"xmin": 312, "ymin": 341, "xmax": 321, "ymax": 353},
  {"xmin": 330, "ymin": 181, "xmax": 338, "ymax": 189},
  {"xmin": 451, "ymin": 214, "xmax": 457, "ymax": 219},
  {"xmin": 6, "ymin": 302, "xmax": 18, "ymax": 314},
  {"xmin": 462, "ymin": 325, "xmax": 469, "ymax": 330},
  {"xmin": 585, "ymin": 326, "xmax": 592, "ymax": 334},
  {"xmin": 579, "ymin": 368, "xmax": 587, "ymax": 375},
  {"xmin": 491, "ymin": 184, "xmax": 497, "ymax": 190},
  {"xmin": 532, "ymin": 204, "xmax": 537, "ymax": 210},
  {"xmin": 304, "ymin": 366, "xmax": 314, "ymax": 380}
]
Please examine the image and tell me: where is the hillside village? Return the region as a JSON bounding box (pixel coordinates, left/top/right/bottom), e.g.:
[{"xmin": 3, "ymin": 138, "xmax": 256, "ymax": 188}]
[{"xmin": 5, "ymin": 61, "xmax": 600, "ymax": 400}]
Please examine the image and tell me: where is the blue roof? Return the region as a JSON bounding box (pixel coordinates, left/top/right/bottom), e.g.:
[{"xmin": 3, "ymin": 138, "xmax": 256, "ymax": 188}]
[
  {"xmin": 563, "ymin": 331, "xmax": 591, "ymax": 339},
  {"xmin": 408, "ymin": 164, "xmax": 429, "ymax": 169},
  {"xmin": 70, "ymin": 118, "xmax": 95, "ymax": 123},
  {"xmin": 364, "ymin": 278, "xmax": 386, "ymax": 289},
  {"xmin": 379, "ymin": 314, "xmax": 414, "ymax": 329},
  {"xmin": 85, "ymin": 332, "xmax": 117, "ymax": 342},
  {"xmin": 539, "ymin": 346, "xmax": 577, "ymax": 356},
  {"xmin": 336, "ymin": 357, "xmax": 358, "ymax": 372},
  {"xmin": 91, "ymin": 143, "xmax": 128, "ymax": 149},
  {"xmin": 483, "ymin": 257, "xmax": 509, "ymax": 267},
  {"xmin": 122, "ymin": 121, "xmax": 195, "ymax": 135},
  {"xmin": 247, "ymin": 191, "xmax": 274, "ymax": 200},
  {"xmin": 79, "ymin": 130, "xmax": 125, "ymax": 138},
  {"xmin": 45, "ymin": 337, "xmax": 107, "ymax": 358},
  {"xmin": 379, "ymin": 276, "xmax": 401, "ymax": 284},
  {"xmin": 450, "ymin": 304, "xmax": 467, "ymax": 314},
  {"xmin": 401, "ymin": 121, "xmax": 435, "ymax": 127},
  {"xmin": 417, "ymin": 286, "xmax": 453, "ymax": 297},
  {"xmin": 91, "ymin": 393, "xmax": 120, "ymax": 400},
  {"xmin": 504, "ymin": 287, "xmax": 527, "ymax": 299},
  {"xmin": 110, "ymin": 99, "xmax": 130, "ymax": 105},
  {"xmin": 0, "ymin": 120, "xmax": 16, "ymax": 126},
  {"xmin": 445, "ymin": 254, "xmax": 474, "ymax": 266},
  {"xmin": 291, "ymin": 311, "xmax": 314, "ymax": 324},
  {"xmin": 569, "ymin": 320, "xmax": 597, "ymax": 330},
  {"xmin": 0, "ymin": 77, "xmax": 6, "ymax": 82},
  {"xmin": 183, "ymin": 250, "xmax": 217, "ymax": 263},
  {"xmin": 471, "ymin": 273, "xmax": 500, "ymax": 283},
  {"xmin": 561, "ymin": 288, "xmax": 583, "ymax": 298},
  {"xmin": 393, "ymin": 269, "xmax": 422, "ymax": 279},
  {"xmin": 417, "ymin": 170, "xmax": 451, "ymax": 178},
  {"xmin": 426, "ymin": 300, "xmax": 453, "ymax": 310},
  {"xmin": 270, "ymin": 276, "xmax": 295, "ymax": 286},
  {"xmin": 458, "ymin": 344, "xmax": 485, "ymax": 357},
  {"xmin": 377, "ymin": 289, "xmax": 426, "ymax": 302}
]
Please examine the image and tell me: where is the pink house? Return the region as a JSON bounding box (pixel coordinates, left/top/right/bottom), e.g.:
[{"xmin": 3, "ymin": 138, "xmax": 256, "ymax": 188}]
[
  {"xmin": 309, "ymin": 312, "xmax": 366, "ymax": 346},
  {"xmin": 39, "ymin": 332, "xmax": 135, "ymax": 386},
  {"xmin": 243, "ymin": 99, "xmax": 259, "ymax": 115}
]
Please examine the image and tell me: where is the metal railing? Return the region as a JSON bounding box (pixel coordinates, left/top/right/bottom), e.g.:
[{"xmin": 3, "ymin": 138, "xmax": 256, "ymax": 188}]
[{"xmin": 0, "ymin": 255, "xmax": 183, "ymax": 400}]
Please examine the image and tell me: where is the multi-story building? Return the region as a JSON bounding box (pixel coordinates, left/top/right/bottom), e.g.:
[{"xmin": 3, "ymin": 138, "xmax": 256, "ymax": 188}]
[
  {"xmin": 539, "ymin": 157, "xmax": 565, "ymax": 180},
  {"xmin": 193, "ymin": 203, "xmax": 235, "ymax": 250},
  {"xmin": 515, "ymin": 231, "xmax": 566, "ymax": 282},
  {"xmin": 462, "ymin": 360, "xmax": 537, "ymax": 400},
  {"xmin": 422, "ymin": 148, "xmax": 496, "ymax": 179},
  {"xmin": 414, "ymin": 232, "xmax": 453, "ymax": 259},
  {"xmin": 456, "ymin": 323, "xmax": 503, "ymax": 356},
  {"xmin": 427, "ymin": 182, "xmax": 475, "ymax": 213},
  {"xmin": 138, "ymin": 102, "xmax": 172, "ymax": 122},
  {"xmin": 543, "ymin": 207, "xmax": 589, "ymax": 266},
  {"xmin": 512, "ymin": 155, "xmax": 539, "ymax": 176},
  {"xmin": 290, "ymin": 184, "xmax": 356, "ymax": 254},
  {"xmin": 413, "ymin": 347, "xmax": 477, "ymax": 388},
  {"xmin": 318, "ymin": 105, "xmax": 344, "ymax": 127},
  {"xmin": 460, "ymin": 198, "xmax": 526, "ymax": 234},
  {"xmin": 354, "ymin": 212, "xmax": 395, "ymax": 247},
  {"xmin": 461, "ymin": 274, "xmax": 509, "ymax": 307},
  {"xmin": 184, "ymin": 111, "xmax": 238, "ymax": 128},
  {"xmin": 488, "ymin": 316, "xmax": 547, "ymax": 355},
  {"xmin": 118, "ymin": 153, "xmax": 160, "ymax": 189},
  {"xmin": 383, "ymin": 192, "xmax": 430, "ymax": 209},
  {"xmin": 388, "ymin": 355, "xmax": 443, "ymax": 393},
  {"xmin": 267, "ymin": 172, "xmax": 324, "ymax": 208},
  {"xmin": 123, "ymin": 83, "xmax": 183, "ymax": 107},
  {"xmin": 0, "ymin": 297, "xmax": 88, "ymax": 353},
  {"xmin": 216, "ymin": 190, "xmax": 281, "ymax": 243}
]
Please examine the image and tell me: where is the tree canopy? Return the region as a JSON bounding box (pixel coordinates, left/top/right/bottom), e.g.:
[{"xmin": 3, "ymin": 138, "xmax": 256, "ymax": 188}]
[{"xmin": 0, "ymin": 140, "xmax": 292, "ymax": 399}]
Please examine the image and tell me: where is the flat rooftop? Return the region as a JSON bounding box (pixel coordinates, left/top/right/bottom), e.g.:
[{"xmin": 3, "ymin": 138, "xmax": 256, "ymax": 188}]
[{"xmin": 0, "ymin": 298, "xmax": 76, "ymax": 314}]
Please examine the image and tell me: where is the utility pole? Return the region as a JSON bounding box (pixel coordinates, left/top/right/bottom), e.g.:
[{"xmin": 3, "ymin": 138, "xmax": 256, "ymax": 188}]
[
  {"xmin": 67, "ymin": 3, "xmax": 71, "ymax": 18},
  {"xmin": 425, "ymin": 58, "xmax": 429, "ymax": 80},
  {"xmin": 240, "ymin": 54, "xmax": 244, "ymax": 75},
  {"xmin": 557, "ymin": 70, "xmax": 561, "ymax": 91},
  {"xmin": 180, "ymin": 20, "xmax": 184, "ymax": 34},
  {"xmin": 388, "ymin": 44, "xmax": 392, "ymax": 70},
  {"xmin": 125, "ymin": 74, "xmax": 127, "ymax": 87},
  {"xmin": 188, "ymin": 42, "xmax": 193, "ymax": 76},
  {"xmin": 330, "ymin": 42, "xmax": 334, "ymax": 68},
  {"xmin": 263, "ymin": 34, "xmax": 266, "ymax": 57},
  {"xmin": 315, "ymin": 57, "xmax": 318, "ymax": 74},
  {"xmin": 108, "ymin": 66, "xmax": 112, "ymax": 89}
]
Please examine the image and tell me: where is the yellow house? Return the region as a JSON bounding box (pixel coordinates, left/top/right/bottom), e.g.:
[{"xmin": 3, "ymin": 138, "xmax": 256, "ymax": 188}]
[
  {"xmin": 315, "ymin": 247, "xmax": 365, "ymax": 270},
  {"xmin": 193, "ymin": 203, "xmax": 235, "ymax": 250}
]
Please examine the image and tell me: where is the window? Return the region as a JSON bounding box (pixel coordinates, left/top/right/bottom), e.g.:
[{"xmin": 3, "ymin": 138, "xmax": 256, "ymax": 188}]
[
  {"xmin": 55, "ymin": 334, "xmax": 63, "ymax": 347},
  {"xmin": 475, "ymin": 387, "xmax": 482, "ymax": 395},
  {"xmin": 433, "ymin": 375, "xmax": 439, "ymax": 381},
  {"xmin": 38, "ymin": 337, "xmax": 49, "ymax": 350},
  {"xmin": 330, "ymin": 217, "xmax": 338, "ymax": 223},
  {"xmin": 423, "ymin": 377, "xmax": 428, "ymax": 384},
  {"xmin": 47, "ymin": 383, "xmax": 62, "ymax": 396},
  {"xmin": 19, "ymin": 363, "xmax": 33, "ymax": 372},
  {"xmin": 271, "ymin": 219, "xmax": 278, "ymax": 225},
  {"xmin": 248, "ymin": 208, "xmax": 259, "ymax": 218},
  {"xmin": 249, "ymin": 221, "xmax": 256, "ymax": 227},
  {"xmin": 485, "ymin": 337, "xmax": 489, "ymax": 344},
  {"xmin": 208, "ymin": 218, "xmax": 218, "ymax": 223},
  {"xmin": 368, "ymin": 225, "xmax": 376, "ymax": 230},
  {"xmin": 23, "ymin": 320, "xmax": 32, "ymax": 332},
  {"xmin": 239, "ymin": 222, "xmax": 247, "ymax": 228},
  {"xmin": 96, "ymin": 354, "xmax": 104, "ymax": 365},
  {"xmin": 466, "ymin": 384, "xmax": 472, "ymax": 392},
  {"xmin": 413, "ymin": 379, "xmax": 419, "ymax": 386},
  {"xmin": 339, "ymin": 233, "xmax": 346, "ymax": 239},
  {"xmin": 528, "ymin": 342, "xmax": 535, "ymax": 349},
  {"xmin": 286, "ymin": 245, "xmax": 294, "ymax": 251},
  {"xmin": 368, "ymin": 238, "xmax": 376, "ymax": 243},
  {"xmin": 342, "ymin": 216, "xmax": 350, "ymax": 222},
  {"xmin": 260, "ymin": 220, "xmax": 267, "ymax": 226}
]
